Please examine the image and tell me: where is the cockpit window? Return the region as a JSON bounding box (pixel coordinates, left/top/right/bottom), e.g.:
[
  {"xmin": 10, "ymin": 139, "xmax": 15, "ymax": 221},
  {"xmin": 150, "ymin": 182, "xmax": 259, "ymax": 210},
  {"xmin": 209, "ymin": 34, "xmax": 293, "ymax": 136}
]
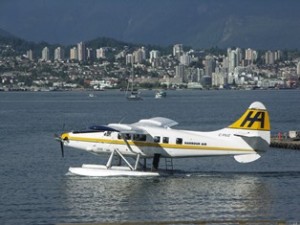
[{"xmin": 133, "ymin": 134, "xmax": 147, "ymax": 141}]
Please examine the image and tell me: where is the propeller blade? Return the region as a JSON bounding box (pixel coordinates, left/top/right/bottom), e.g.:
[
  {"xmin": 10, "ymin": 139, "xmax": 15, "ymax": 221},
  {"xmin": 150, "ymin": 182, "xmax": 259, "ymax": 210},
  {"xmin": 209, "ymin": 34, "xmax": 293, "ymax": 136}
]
[
  {"xmin": 60, "ymin": 141, "xmax": 64, "ymax": 158},
  {"xmin": 54, "ymin": 133, "xmax": 65, "ymax": 157}
]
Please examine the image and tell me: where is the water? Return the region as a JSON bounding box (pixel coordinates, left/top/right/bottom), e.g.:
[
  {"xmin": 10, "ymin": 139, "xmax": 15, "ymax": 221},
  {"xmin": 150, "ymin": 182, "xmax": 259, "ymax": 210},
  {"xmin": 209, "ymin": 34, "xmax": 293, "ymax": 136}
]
[{"xmin": 1, "ymin": 90, "xmax": 300, "ymax": 224}]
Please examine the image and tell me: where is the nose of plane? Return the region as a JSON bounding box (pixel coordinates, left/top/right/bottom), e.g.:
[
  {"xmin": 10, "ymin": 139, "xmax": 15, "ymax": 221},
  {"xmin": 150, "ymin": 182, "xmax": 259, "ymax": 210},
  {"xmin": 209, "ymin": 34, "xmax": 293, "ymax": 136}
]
[{"xmin": 61, "ymin": 132, "xmax": 69, "ymax": 140}]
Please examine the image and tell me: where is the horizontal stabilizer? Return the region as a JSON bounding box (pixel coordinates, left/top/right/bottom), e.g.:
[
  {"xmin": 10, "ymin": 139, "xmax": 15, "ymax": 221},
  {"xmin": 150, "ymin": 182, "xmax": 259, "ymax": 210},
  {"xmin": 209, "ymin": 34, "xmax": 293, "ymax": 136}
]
[{"xmin": 234, "ymin": 153, "xmax": 261, "ymax": 163}]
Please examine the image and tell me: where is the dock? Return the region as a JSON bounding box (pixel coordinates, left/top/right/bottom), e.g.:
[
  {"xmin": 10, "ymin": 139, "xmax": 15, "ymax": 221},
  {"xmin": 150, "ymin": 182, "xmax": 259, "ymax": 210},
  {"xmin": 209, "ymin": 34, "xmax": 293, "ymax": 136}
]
[{"xmin": 270, "ymin": 137, "xmax": 300, "ymax": 150}]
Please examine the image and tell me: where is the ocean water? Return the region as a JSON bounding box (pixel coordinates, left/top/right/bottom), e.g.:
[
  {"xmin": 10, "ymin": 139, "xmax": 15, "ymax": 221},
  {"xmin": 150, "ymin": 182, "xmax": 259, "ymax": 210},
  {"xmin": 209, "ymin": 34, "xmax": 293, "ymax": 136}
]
[{"xmin": 0, "ymin": 90, "xmax": 300, "ymax": 224}]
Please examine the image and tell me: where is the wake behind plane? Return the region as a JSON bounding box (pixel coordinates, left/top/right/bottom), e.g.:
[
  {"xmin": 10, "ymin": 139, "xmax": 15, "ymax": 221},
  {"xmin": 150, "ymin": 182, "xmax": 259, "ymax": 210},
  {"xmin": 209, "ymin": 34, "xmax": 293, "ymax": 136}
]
[{"xmin": 55, "ymin": 101, "xmax": 270, "ymax": 177}]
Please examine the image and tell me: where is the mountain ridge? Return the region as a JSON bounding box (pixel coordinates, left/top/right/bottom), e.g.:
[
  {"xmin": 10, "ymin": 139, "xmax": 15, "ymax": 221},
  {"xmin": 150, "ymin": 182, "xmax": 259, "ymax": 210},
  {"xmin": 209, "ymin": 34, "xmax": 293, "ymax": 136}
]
[{"xmin": 1, "ymin": 0, "xmax": 300, "ymax": 49}]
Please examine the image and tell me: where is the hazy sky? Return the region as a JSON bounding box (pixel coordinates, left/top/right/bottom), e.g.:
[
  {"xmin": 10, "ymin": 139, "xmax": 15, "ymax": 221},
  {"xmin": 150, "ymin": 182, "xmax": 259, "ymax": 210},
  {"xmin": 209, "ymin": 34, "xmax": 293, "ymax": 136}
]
[{"xmin": 1, "ymin": 0, "xmax": 300, "ymax": 49}]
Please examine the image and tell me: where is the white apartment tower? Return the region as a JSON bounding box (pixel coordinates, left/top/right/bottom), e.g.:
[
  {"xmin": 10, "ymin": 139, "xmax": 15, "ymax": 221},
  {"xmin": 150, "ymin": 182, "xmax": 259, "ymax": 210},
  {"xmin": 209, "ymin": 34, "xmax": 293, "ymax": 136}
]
[
  {"xmin": 96, "ymin": 48, "xmax": 106, "ymax": 59},
  {"xmin": 297, "ymin": 61, "xmax": 300, "ymax": 76},
  {"xmin": 173, "ymin": 44, "xmax": 183, "ymax": 58},
  {"xmin": 27, "ymin": 49, "xmax": 33, "ymax": 61},
  {"xmin": 54, "ymin": 47, "xmax": 64, "ymax": 61},
  {"xmin": 149, "ymin": 50, "xmax": 160, "ymax": 63},
  {"xmin": 41, "ymin": 47, "xmax": 50, "ymax": 61},
  {"xmin": 77, "ymin": 41, "xmax": 86, "ymax": 62}
]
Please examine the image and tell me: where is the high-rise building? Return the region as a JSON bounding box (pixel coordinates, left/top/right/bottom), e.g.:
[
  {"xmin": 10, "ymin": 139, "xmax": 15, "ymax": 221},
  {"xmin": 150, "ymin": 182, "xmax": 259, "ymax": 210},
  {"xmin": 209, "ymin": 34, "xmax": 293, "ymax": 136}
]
[
  {"xmin": 70, "ymin": 47, "xmax": 78, "ymax": 60},
  {"xmin": 297, "ymin": 61, "xmax": 300, "ymax": 75},
  {"xmin": 204, "ymin": 55, "xmax": 216, "ymax": 76},
  {"xmin": 86, "ymin": 48, "xmax": 94, "ymax": 60},
  {"xmin": 175, "ymin": 64, "xmax": 185, "ymax": 81},
  {"xmin": 41, "ymin": 47, "xmax": 50, "ymax": 61},
  {"xmin": 126, "ymin": 54, "xmax": 133, "ymax": 65},
  {"xmin": 26, "ymin": 49, "xmax": 33, "ymax": 61},
  {"xmin": 265, "ymin": 51, "xmax": 275, "ymax": 65},
  {"xmin": 179, "ymin": 53, "xmax": 191, "ymax": 66},
  {"xmin": 149, "ymin": 50, "xmax": 160, "ymax": 63},
  {"xmin": 133, "ymin": 47, "xmax": 146, "ymax": 64},
  {"xmin": 77, "ymin": 42, "xmax": 86, "ymax": 62},
  {"xmin": 96, "ymin": 48, "xmax": 106, "ymax": 59},
  {"xmin": 54, "ymin": 47, "xmax": 64, "ymax": 61},
  {"xmin": 173, "ymin": 44, "xmax": 183, "ymax": 58}
]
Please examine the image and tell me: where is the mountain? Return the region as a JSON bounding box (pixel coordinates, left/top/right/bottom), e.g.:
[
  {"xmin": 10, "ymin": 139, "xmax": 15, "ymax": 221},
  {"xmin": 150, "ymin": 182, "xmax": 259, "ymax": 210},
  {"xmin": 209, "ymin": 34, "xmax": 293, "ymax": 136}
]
[{"xmin": 0, "ymin": 0, "xmax": 300, "ymax": 49}]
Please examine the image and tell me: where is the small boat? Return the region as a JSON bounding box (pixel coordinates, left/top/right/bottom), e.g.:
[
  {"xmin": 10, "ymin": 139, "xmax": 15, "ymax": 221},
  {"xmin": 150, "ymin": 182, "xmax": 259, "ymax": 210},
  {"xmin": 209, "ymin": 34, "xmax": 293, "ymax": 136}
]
[
  {"xmin": 88, "ymin": 93, "xmax": 95, "ymax": 98},
  {"xmin": 127, "ymin": 91, "xmax": 143, "ymax": 100},
  {"xmin": 126, "ymin": 65, "xmax": 143, "ymax": 100},
  {"xmin": 155, "ymin": 90, "xmax": 167, "ymax": 99}
]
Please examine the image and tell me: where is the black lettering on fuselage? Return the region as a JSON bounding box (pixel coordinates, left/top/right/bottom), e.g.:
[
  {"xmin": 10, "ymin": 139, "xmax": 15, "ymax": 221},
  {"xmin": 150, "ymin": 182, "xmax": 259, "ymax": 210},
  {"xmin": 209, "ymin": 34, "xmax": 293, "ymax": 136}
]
[{"xmin": 240, "ymin": 111, "xmax": 265, "ymax": 128}]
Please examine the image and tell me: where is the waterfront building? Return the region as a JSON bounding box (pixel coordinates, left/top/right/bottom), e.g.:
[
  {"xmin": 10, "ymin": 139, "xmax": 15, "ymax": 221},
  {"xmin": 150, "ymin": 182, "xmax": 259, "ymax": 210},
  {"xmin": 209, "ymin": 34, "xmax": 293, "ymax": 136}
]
[
  {"xmin": 175, "ymin": 64, "xmax": 185, "ymax": 82},
  {"xmin": 41, "ymin": 47, "xmax": 50, "ymax": 61},
  {"xmin": 228, "ymin": 49, "xmax": 237, "ymax": 74},
  {"xmin": 204, "ymin": 55, "xmax": 216, "ymax": 76},
  {"xmin": 54, "ymin": 47, "xmax": 64, "ymax": 61}
]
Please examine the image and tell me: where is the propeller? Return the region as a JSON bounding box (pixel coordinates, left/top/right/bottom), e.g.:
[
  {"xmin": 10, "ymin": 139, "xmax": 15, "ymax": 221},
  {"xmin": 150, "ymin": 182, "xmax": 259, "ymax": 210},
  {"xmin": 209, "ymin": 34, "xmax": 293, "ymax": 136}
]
[{"xmin": 54, "ymin": 133, "xmax": 65, "ymax": 157}]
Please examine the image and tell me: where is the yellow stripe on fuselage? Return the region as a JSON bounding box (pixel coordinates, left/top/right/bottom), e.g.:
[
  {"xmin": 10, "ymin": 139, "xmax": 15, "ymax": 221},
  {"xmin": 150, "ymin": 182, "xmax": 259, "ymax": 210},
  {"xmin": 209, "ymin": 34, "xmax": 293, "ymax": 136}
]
[{"xmin": 66, "ymin": 136, "xmax": 253, "ymax": 152}]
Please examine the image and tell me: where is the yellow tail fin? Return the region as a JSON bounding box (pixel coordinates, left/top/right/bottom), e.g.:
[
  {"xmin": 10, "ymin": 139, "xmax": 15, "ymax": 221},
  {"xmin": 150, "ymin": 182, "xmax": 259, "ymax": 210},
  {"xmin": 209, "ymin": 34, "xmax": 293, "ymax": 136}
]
[{"xmin": 229, "ymin": 102, "xmax": 270, "ymax": 131}]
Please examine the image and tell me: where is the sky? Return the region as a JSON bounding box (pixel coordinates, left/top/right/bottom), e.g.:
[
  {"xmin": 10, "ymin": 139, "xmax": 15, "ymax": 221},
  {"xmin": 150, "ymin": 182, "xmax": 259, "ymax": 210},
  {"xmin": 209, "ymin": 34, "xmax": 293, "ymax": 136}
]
[{"xmin": 1, "ymin": 0, "xmax": 300, "ymax": 49}]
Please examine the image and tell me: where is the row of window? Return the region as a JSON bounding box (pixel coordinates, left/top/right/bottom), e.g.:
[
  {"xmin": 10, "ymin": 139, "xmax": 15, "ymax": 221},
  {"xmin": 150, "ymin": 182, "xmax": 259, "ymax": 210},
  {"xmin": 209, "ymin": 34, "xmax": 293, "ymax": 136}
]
[{"xmin": 117, "ymin": 133, "xmax": 183, "ymax": 145}]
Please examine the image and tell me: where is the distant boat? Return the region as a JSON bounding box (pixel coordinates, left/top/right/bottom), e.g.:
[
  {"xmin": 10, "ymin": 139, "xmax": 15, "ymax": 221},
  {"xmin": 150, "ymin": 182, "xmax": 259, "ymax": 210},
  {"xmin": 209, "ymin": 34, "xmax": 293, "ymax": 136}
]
[
  {"xmin": 89, "ymin": 93, "xmax": 95, "ymax": 98},
  {"xmin": 155, "ymin": 90, "xmax": 167, "ymax": 99},
  {"xmin": 126, "ymin": 65, "xmax": 143, "ymax": 101},
  {"xmin": 127, "ymin": 90, "xmax": 143, "ymax": 100}
]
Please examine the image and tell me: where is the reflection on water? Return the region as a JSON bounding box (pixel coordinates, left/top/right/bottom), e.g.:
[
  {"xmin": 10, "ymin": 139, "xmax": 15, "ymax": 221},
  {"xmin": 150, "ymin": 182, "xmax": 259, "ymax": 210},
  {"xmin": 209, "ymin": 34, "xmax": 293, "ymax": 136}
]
[{"xmin": 62, "ymin": 174, "xmax": 272, "ymax": 223}]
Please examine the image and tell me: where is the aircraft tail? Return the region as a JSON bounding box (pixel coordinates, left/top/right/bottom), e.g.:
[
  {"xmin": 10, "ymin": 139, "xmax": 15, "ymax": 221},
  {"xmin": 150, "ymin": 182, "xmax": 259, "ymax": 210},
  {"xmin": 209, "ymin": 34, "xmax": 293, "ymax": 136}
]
[{"xmin": 227, "ymin": 101, "xmax": 271, "ymax": 163}]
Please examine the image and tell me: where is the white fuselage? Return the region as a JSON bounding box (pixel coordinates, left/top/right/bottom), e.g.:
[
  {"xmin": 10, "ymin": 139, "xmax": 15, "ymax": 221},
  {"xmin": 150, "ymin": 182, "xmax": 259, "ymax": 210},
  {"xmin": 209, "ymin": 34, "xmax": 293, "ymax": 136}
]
[{"xmin": 63, "ymin": 126, "xmax": 258, "ymax": 158}]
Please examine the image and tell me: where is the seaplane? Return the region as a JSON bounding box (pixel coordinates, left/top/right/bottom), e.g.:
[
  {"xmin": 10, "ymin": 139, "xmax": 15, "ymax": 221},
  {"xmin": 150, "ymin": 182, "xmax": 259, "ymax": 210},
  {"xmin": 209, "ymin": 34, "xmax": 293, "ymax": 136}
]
[{"xmin": 55, "ymin": 101, "xmax": 270, "ymax": 177}]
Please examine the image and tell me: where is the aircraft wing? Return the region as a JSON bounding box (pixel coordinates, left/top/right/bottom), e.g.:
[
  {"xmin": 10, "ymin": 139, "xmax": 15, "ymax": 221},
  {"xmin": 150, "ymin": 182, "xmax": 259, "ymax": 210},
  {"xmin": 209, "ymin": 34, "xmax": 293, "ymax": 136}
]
[
  {"xmin": 107, "ymin": 123, "xmax": 148, "ymax": 134},
  {"xmin": 107, "ymin": 117, "xmax": 177, "ymax": 134},
  {"xmin": 133, "ymin": 117, "xmax": 178, "ymax": 128}
]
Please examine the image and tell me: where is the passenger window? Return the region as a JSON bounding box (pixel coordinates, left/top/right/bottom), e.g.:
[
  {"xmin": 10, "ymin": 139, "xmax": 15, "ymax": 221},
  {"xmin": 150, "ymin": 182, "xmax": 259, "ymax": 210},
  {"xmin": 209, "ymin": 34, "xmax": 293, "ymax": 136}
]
[
  {"xmin": 176, "ymin": 138, "xmax": 183, "ymax": 144},
  {"xmin": 154, "ymin": 136, "xmax": 160, "ymax": 143},
  {"xmin": 163, "ymin": 137, "xmax": 169, "ymax": 143}
]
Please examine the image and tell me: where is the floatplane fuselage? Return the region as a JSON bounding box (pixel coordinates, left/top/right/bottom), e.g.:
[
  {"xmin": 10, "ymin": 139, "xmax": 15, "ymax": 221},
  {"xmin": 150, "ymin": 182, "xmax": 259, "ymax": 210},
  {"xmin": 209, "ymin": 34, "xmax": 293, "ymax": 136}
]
[{"xmin": 56, "ymin": 101, "xmax": 271, "ymax": 177}]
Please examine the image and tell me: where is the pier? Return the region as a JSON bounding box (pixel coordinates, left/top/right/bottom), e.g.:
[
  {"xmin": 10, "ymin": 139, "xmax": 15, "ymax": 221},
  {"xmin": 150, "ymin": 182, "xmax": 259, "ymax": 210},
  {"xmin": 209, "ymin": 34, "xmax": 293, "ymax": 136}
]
[{"xmin": 271, "ymin": 137, "xmax": 300, "ymax": 150}]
